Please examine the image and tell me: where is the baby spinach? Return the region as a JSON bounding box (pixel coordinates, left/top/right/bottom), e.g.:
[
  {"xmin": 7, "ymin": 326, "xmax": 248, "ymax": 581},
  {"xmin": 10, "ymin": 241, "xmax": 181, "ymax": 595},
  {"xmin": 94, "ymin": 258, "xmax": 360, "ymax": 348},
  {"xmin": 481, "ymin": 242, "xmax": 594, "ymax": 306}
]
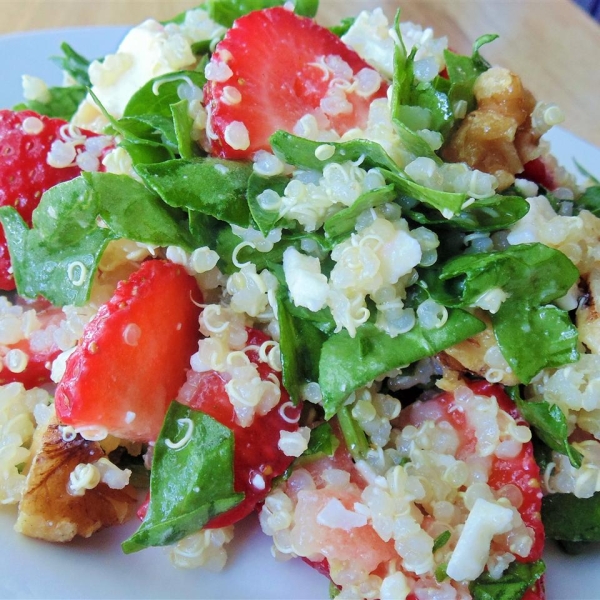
[
  {"xmin": 50, "ymin": 42, "xmax": 92, "ymax": 87},
  {"xmin": 329, "ymin": 16, "xmax": 355, "ymax": 37},
  {"xmin": 575, "ymin": 185, "xmax": 600, "ymax": 216},
  {"xmin": 300, "ymin": 422, "xmax": 339, "ymax": 461},
  {"xmin": 506, "ymin": 387, "xmax": 583, "ymax": 468},
  {"xmin": 542, "ymin": 492, "xmax": 600, "ymax": 542},
  {"xmin": 205, "ymin": 0, "xmax": 318, "ymax": 28},
  {"xmin": 122, "ymin": 402, "xmax": 243, "ymax": 553},
  {"xmin": 13, "ymin": 85, "xmax": 87, "ymax": 121},
  {"xmin": 469, "ymin": 559, "xmax": 545, "ymax": 600},
  {"xmin": 170, "ymin": 99, "xmax": 197, "ymax": 160},
  {"xmin": 247, "ymin": 173, "xmax": 289, "ymax": 235},
  {"xmin": 337, "ymin": 405, "xmax": 369, "ymax": 460},
  {"xmin": 137, "ymin": 158, "xmax": 252, "ymax": 227},
  {"xmin": 319, "ymin": 309, "xmax": 485, "ymax": 418}
]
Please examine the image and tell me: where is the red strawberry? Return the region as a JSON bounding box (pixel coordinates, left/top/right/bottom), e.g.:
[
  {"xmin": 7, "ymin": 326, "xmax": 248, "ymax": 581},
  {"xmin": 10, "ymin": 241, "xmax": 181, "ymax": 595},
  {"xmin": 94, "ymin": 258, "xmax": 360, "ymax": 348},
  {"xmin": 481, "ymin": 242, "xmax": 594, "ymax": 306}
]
[
  {"xmin": 0, "ymin": 110, "xmax": 112, "ymax": 290},
  {"xmin": 173, "ymin": 328, "xmax": 302, "ymax": 528},
  {"xmin": 204, "ymin": 7, "xmax": 388, "ymax": 160},
  {"xmin": 0, "ymin": 305, "xmax": 63, "ymax": 389},
  {"xmin": 55, "ymin": 259, "xmax": 203, "ymax": 443}
]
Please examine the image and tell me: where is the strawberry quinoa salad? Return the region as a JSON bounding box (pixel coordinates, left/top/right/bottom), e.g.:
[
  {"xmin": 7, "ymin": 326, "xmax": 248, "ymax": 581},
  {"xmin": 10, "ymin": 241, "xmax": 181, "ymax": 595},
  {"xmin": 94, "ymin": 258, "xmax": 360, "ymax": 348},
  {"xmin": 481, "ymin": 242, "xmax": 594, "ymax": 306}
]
[{"xmin": 1, "ymin": 0, "xmax": 600, "ymax": 598}]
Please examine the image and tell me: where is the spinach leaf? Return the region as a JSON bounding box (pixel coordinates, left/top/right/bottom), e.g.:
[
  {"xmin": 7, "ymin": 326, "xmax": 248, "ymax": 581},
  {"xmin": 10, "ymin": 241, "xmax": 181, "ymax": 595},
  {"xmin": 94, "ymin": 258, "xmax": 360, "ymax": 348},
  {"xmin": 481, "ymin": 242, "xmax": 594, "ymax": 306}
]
[
  {"xmin": 429, "ymin": 243, "xmax": 579, "ymax": 382},
  {"xmin": 0, "ymin": 205, "xmax": 114, "ymax": 306},
  {"xmin": 390, "ymin": 13, "xmax": 442, "ymax": 162},
  {"xmin": 324, "ymin": 185, "xmax": 396, "ymax": 242},
  {"xmin": 575, "ymin": 185, "xmax": 600, "ymax": 216},
  {"xmin": 170, "ymin": 99, "xmax": 197, "ymax": 160},
  {"xmin": 13, "ymin": 86, "xmax": 87, "ymax": 121},
  {"xmin": 469, "ymin": 559, "xmax": 545, "ymax": 600},
  {"xmin": 277, "ymin": 290, "xmax": 327, "ymax": 404},
  {"xmin": 337, "ymin": 405, "xmax": 369, "ymax": 460},
  {"xmin": 247, "ymin": 173, "xmax": 289, "ymax": 235},
  {"xmin": 300, "ymin": 422, "xmax": 339, "ymax": 461},
  {"xmin": 118, "ymin": 115, "xmax": 179, "ymax": 153},
  {"xmin": 50, "ymin": 42, "xmax": 92, "ymax": 87},
  {"xmin": 122, "ymin": 402, "xmax": 243, "ymax": 553},
  {"xmin": 329, "ymin": 16, "xmax": 355, "ymax": 37},
  {"xmin": 205, "ymin": 0, "xmax": 317, "ymax": 27},
  {"xmin": 123, "ymin": 70, "xmax": 207, "ymax": 119},
  {"xmin": 319, "ymin": 310, "xmax": 485, "ymax": 418},
  {"xmin": 542, "ymin": 492, "xmax": 600, "ymax": 542},
  {"xmin": 189, "ymin": 211, "xmax": 225, "ymax": 248},
  {"xmin": 137, "ymin": 158, "xmax": 252, "ymax": 227},
  {"xmin": 506, "ymin": 387, "xmax": 583, "ymax": 468},
  {"xmin": 575, "ymin": 162, "xmax": 600, "ymax": 185},
  {"xmin": 405, "ymin": 195, "xmax": 530, "ymax": 232}
]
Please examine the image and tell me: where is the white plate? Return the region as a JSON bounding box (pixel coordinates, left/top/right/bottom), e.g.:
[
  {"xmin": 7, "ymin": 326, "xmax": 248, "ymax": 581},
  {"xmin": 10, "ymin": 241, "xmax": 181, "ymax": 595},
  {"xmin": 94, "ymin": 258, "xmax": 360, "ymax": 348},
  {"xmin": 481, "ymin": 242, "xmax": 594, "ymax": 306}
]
[{"xmin": 1, "ymin": 25, "xmax": 600, "ymax": 600}]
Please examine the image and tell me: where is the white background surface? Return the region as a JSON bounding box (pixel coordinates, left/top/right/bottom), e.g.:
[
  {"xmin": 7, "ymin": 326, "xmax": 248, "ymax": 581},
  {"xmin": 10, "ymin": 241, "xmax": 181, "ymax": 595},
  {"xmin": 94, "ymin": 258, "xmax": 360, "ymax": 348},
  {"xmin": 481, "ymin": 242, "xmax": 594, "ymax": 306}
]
[{"xmin": 0, "ymin": 26, "xmax": 599, "ymax": 600}]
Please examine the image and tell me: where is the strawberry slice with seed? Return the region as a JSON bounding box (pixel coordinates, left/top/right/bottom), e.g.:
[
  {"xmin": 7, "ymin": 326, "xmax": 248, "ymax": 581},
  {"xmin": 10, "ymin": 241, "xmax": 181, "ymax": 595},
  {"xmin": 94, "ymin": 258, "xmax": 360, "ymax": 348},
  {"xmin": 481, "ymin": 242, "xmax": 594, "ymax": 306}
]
[
  {"xmin": 55, "ymin": 260, "xmax": 203, "ymax": 443},
  {"xmin": 204, "ymin": 6, "xmax": 388, "ymax": 160}
]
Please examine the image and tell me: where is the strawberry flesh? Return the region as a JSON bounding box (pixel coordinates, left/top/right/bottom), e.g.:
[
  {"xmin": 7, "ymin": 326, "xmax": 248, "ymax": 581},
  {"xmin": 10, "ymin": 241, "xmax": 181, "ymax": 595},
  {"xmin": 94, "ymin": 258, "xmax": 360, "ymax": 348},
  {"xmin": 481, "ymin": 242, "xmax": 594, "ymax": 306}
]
[
  {"xmin": 55, "ymin": 259, "xmax": 203, "ymax": 443},
  {"xmin": 204, "ymin": 7, "xmax": 388, "ymax": 160}
]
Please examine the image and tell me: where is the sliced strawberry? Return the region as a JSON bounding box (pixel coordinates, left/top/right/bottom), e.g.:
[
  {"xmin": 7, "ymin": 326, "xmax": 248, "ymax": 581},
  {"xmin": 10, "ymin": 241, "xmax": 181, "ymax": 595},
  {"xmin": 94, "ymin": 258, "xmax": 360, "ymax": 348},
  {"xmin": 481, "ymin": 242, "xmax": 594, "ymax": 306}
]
[
  {"xmin": 55, "ymin": 259, "xmax": 202, "ymax": 443},
  {"xmin": 204, "ymin": 6, "xmax": 388, "ymax": 160},
  {"xmin": 175, "ymin": 328, "xmax": 302, "ymax": 528},
  {"xmin": 0, "ymin": 109, "xmax": 112, "ymax": 290},
  {"xmin": 0, "ymin": 305, "xmax": 63, "ymax": 389},
  {"xmin": 522, "ymin": 157, "xmax": 556, "ymax": 191}
]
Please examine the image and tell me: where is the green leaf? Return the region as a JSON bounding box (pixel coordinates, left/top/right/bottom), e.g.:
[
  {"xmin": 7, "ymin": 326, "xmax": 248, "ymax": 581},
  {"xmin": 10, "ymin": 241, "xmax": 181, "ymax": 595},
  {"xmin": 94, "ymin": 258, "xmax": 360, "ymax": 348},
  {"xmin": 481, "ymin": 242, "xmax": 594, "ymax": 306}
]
[
  {"xmin": 493, "ymin": 303, "xmax": 579, "ymax": 383},
  {"xmin": 575, "ymin": 185, "xmax": 600, "ymax": 216},
  {"xmin": 469, "ymin": 559, "xmax": 545, "ymax": 600},
  {"xmin": 506, "ymin": 387, "xmax": 583, "ymax": 468},
  {"xmin": 434, "ymin": 563, "xmax": 448, "ymax": 583},
  {"xmin": 301, "ymin": 422, "xmax": 339, "ymax": 461},
  {"xmin": 123, "ymin": 70, "xmax": 207, "ymax": 119},
  {"xmin": 405, "ymin": 194, "xmax": 530, "ymax": 232},
  {"xmin": 574, "ymin": 162, "xmax": 600, "ymax": 185},
  {"xmin": 137, "ymin": 158, "xmax": 252, "ymax": 227},
  {"xmin": 432, "ymin": 530, "xmax": 451, "ymax": 552},
  {"xmin": 329, "ymin": 16, "xmax": 355, "ymax": 37},
  {"xmin": 542, "ymin": 492, "xmax": 600, "ymax": 542},
  {"xmin": 50, "ymin": 42, "xmax": 92, "ymax": 87},
  {"xmin": 319, "ymin": 310, "xmax": 486, "ymax": 418},
  {"xmin": 247, "ymin": 173, "xmax": 289, "ymax": 235},
  {"xmin": 277, "ymin": 290, "xmax": 327, "ymax": 404},
  {"xmin": 0, "ymin": 206, "xmax": 114, "ymax": 306},
  {"xmin": 170, "ymin": 99, "xmax": 197, "ymax": 160},
  {"xmin": 14, "ymin": 86, "xmax": 87, "ymax": 121},
  {"xmin": 205, "ymin": 0, "xmax": 317, "ymax": 27},
  {"xmin": 472, "ymin": 34, "xmax": 500, "ymax": 72},
  {"xmin": 122, "ymin": 402, "xmax": 244, "ymax": 553},
  {"xmin": 83, "ymin": 172, "xmax": 196, "ymax": 250},
  {"xmin": 324, "ymin": 185, "xmax": 396, "ymax": 242},
  {"xmin": 337, "ymin": 406, "xmax": 369, "ymax": 460}
]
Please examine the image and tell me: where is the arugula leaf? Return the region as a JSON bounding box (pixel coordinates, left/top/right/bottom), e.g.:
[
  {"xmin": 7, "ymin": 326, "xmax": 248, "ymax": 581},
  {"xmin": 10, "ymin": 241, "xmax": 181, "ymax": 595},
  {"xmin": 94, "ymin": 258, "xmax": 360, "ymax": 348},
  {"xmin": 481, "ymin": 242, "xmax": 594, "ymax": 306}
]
[
  {"xmin": 444, "ymin": 34, "xmax": 498, "ymax": 113},
  {"xmin": 469, "ymin": 559, "xmax": 545, "ymax": 600},
  {"xmin": 324, "ymin": 185, "xmax": 396, "ymax": 243},
  {"xmin": 247, "ymin": 173, "xmax": 289, "ymax": 235},
  {"xmin": 122, "ymin": 402, "xmax": 244, "ymax": 553},
  {"xmin": 404, "ymin": 195, "xmax": 530, "ymax": 232},
  {"xmin": 301, "ymin": 422, "xmax": 340, "ymax": 460},
  {"xmin": 170, "ymin": 99, "xmax": 197, "ymax": 160},
  {"xmin": 13, "ymin": 86, "xmax": 87, "ymax": 121},
  {"xmin": 429, "ymin": 243, "xmax": 580, "ymax": 382},
  {"xmin": 506, "ymin": 387, "xmax": 583, "ymax": 468},
  {"xmin": 137, "ymin": 158, "xmax": 252, "ymax": 227},
  {"xmin": 0, "ymin": 206, "xmax": 113, "ymax": 306},
  {"xmin": 432, "ymin": 530, "xmax": 451, "ymax": 553},
  {"xmin": 575, "ymin": 185, "xmax": 600, "ymax": 216},
  {"xmin": 390, "ymin": 13, "xmax": 442, "ymax": 162},
  {"xmin": 337, "ymin": 405, "xmax": 369, "ymax": 460},
  {"xmin": 123, "ymin": 70, "xmax": 207, "ymax": 119},
  {"xmin": 277, "ymin": 290, "xmax": 327, "ymax": 404},
  {"xmin": 205, "ymin": 0, "xmax": 317, "ymax": 27},
  {"xmin": 319, "ymin": 310, "xmax": 485, "ymax": 418},
  {"xmin": 542, "ymin": 492, "xmax": 600, "ymax": 542},
  {"xmin": 329, "ymin": 16, "xmax": 355, "ymax": 37},
  {"xmin": 50, "ymin": 42, "xmax": 92, "ymax": 87}
]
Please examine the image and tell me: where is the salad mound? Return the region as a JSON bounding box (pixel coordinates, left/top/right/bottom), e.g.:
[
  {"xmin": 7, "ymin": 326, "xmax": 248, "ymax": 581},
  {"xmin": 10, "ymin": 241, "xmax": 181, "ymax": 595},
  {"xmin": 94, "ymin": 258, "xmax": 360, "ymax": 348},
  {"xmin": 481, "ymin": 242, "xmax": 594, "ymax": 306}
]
[{"xmin": 0, "ymin": 1, "xmax": 599, "ymax": 598}]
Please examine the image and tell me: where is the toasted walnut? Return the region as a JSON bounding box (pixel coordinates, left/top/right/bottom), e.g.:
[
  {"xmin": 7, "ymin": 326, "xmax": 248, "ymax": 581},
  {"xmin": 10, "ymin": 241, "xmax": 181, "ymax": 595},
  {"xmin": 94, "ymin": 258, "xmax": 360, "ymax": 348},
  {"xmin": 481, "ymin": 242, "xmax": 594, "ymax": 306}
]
[
  {"xmin": 15, "ymin": 417, "xmax": 136, "ymax": 542},
  {"xmin": 443, "ymin": 67, "xmax": 539, "ymax": 190}
]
